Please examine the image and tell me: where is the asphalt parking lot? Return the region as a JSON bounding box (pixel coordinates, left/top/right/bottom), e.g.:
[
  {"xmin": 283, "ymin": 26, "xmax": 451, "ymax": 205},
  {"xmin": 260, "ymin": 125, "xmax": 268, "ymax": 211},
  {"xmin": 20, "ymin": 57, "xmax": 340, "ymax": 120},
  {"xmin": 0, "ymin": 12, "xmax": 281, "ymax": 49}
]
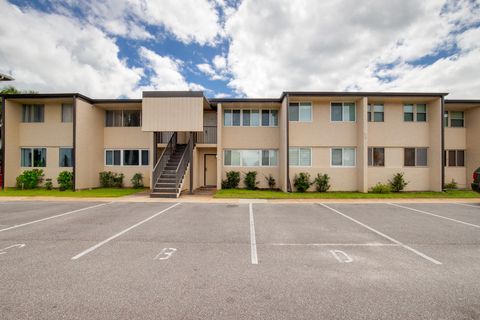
[{"xmin": 0, "ymin": 200, "xmax": 479, "ymax": 320}]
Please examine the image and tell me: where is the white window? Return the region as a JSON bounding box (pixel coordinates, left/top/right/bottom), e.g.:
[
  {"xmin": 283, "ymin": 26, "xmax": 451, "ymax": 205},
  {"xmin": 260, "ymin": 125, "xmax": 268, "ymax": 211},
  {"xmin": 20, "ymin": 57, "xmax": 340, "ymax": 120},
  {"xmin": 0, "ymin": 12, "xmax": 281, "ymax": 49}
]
[
  {"xmin": 331, "ymin": 148, "xmax": 356, "ymax": 167},
  {"xmin": 105, "ymin": 149, "xmax": 148, "ymax": 166},
  {"xmin": 105, "ymin": 110, "xmax": 141, "ymax": 127},
  {"xmin": 59, "ymin": 148, "xmax": 73, "ymax": 167},
  {"xmin": 368, "ymin": 104, "xmax": 384, "ymax": 122},
  {"xmin": 61, "ymin": 104, "xmax": 73, "ymax": 122},
  {"xmin": 404, "ymin": 148, "xmax": 427, "ymax": 167},
  {"xmin": 224, "ymin": 109, "xmax": 241, "ymax": 126},
  {"xmin": 450, "ymin": 111, "xmax": 464, "ymax": 127},
  {"xmin": 331, "ymin": 102, "xmax": 355, "ymax": 122},
  {"xmin": 224, "ymin": 149, "xmax": 278, "ymax": 167},
  {"xmin": 289, "ymin": 103, "xmax": 312, "ymax": 122},
  {"xmin": 22, "ymin": 104, "xmax": 44, "ymax": 123},
  {"xmin": 261, "ymin": 109, "xmax": 279, "ymax": 126},
  {"xmin": 404, "ymin": 104, "xmax": 427, "ymax": 122},
  {"xmin": 289, "ymin": 147, "xmax": 311, "ymax": 166},
  {"xmin": 21, "ymin": 147, "xmax": 46, "ymax": 167}
]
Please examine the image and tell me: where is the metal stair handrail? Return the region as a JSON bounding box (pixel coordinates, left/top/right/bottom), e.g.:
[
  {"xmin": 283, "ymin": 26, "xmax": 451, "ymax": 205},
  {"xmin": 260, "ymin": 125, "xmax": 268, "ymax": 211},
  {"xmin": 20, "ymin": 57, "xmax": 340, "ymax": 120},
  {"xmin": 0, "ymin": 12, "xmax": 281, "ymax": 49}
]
[
  {"xmin": 175, "ymin": 134, "xmax": 195, "ymax": 190},
  {"xmin": 152, "ymin": 132, "xmax": 177, "ymax": 188}
]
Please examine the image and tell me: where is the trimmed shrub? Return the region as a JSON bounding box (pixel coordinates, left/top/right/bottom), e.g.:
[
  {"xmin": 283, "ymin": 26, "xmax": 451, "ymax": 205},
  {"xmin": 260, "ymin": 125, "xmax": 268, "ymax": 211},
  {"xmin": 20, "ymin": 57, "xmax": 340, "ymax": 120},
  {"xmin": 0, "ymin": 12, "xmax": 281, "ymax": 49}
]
[
  {"xmin": 370, "ymin": 182, "xmax": 391, "ymax": 194},
  {"xmin": 265, "ymin": 174, "xmax": 276, "ymax": 190},
  {"xmin": 99, "ymin": 171, "xmax": 124, "ymax": 188},
  {"xmin": 57, "ymin": 171, "xmax": 74, "ymax": 191},
  {"xmin": 244, "ymin": 171, "xmax": 258, "ymax": 190},
  {"xmin": 389, "ymin": 172, "xmax": 408, "ymax": 192},
  {"xmin": 221, "ymin": 171, "xmax": 240, "ymax": 189},
  {"xmin": 314, "ymin": 173, "xmax": 331, "ymax": 192},
  {"xmin": 45, "ymin": 178, "xmax": 53, "ymax": 190},
  {"xmin": 444, "ymin": 179, "xmax": 458, "ymax": 190},
  {"xmin": 131, "ymin": 173, "xmax": 144, "ymax": 189},
  {"xmin": 294, "ymin": 172, "xmax": 311, "ymax": 192},
  {"xmin": 16, "ymin": 169, "xmax": 44, "ymax": 189}
]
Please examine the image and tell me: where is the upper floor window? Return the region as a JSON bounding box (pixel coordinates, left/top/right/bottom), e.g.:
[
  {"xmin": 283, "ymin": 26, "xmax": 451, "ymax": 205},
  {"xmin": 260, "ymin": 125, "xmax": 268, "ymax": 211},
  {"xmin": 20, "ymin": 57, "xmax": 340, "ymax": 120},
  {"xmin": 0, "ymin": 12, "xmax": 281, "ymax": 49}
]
[
  {"xmin": 59, "ymin": 148, "xmax": 73, "ymax": 167},
  {"xmin": 224, "ymin": 149, "xmax": 278, "ymax": 167},
  {"xmin": 331, "ymin": 102, "xmax": 355, "ymax": 122},
  {"xmin": 105, "ymin": 110, "xmax": 141, "ymax": 127},
  {"xmin": 61, "ymin": 104, "xmax": 73, "ymax": 122},
  {"xmin": 404, "ymin": 104, "xmax": 427, "ymax": 122},
  {"xmin": 404, "ymin": 148, "xmax": 427, "ymax": 167},
  {"xmin": 21, "ymin": 147, "xmax": 46, "ymax": 167},
  {"xmin": 331, "ymin": 148, "xmax": 356, "ymax": 167},
  {"xmin": 289, "ymin": 147, "xmax": 311, "ymax": 166},
  {"xmin": 368, "ymin": 147, "xmax": 385, "ymax": 167},
  {"xmin": 289, "ymin": 102, "xmax": 312, "ymax": 122},
  {"xmin": 105, "ymin": 149, "xmax": 149, "ymax": 166},
  {"xmin": 224, "ymin": 109, "xmax": 278, "ymax": 127},
  {"xmin": 450, "ymin": 111, "xmax": 464, "ymax": 128},
  {"xmin": 22, "ymin": 104, "xmax": 44, "ymax": 123},
  {"xmin": 368, "ymin": 104, "xmax": 384, "ymax": 122}
]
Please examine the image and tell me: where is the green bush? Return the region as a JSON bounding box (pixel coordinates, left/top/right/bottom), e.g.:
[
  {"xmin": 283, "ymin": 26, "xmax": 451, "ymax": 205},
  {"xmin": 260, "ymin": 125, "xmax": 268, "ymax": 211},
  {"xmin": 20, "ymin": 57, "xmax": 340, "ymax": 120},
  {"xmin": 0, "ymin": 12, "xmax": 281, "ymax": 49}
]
[
  {"xmin": 244, "ymin": 171, "xmax": 258, "ymax": 190},
  {"xmin": 389, "ymin": 172, "xmax": 408, "ymax": 192},
  {"xmin": 294, "ymin": 172, "xmax": 312, "ymax": 192},
  {"xmin": 99, "ymin": 171, "xmax": 124, "ymax": 188},
  {"xmin": 370, "ymin": 182, "xmax": 391, "ymax": 193},
  {"xmin": 265, "ymin": 174, "xmax": 276, "ymax": 190},
  {"xmin": 314, "ymin": 173, "xmax": 331, "ymax": 192},
  {"xmin": 444, "ymin": 179, "xmax": 458, "ymax": 190},
  {"xmin": 44, "ymin": 178, "xmax": 53, "ymax": 190},
  {"xmin": 16, "ymin": 169, "xmax": 44, "ymax": 189},
  {"xmin": 57, "ymin": 171, "xmax": 74, "ymax": 191},
  {"xmin": 131, "ymin": 173, "xmax": 144, "ymax": 189},
  {"xmin": 221, "ymin": 171, "xmax": 240, "ymax": 189}
]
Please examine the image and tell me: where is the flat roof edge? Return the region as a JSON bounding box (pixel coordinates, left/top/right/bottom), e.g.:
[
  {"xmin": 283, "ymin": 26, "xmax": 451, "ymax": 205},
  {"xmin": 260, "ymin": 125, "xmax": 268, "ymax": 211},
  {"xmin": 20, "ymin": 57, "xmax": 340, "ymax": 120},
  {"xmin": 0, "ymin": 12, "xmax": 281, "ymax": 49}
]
[
  {"xmin": 445, "ymin": 99, "xmax": 480, "ymax": 104},
  {"xmin": 142, "ymin": 91, "xmax": 204, "ymax": 98},
  {"xmin": 282, "ymin": 91, "xmax": 449, "ymax": 98}
]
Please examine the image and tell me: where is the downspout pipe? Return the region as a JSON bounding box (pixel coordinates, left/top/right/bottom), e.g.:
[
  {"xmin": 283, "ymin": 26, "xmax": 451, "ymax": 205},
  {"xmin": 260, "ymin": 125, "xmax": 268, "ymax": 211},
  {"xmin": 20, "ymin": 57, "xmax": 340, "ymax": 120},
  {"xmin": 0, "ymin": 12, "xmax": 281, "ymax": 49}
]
[
  {"xmin": 441, "ymin": 96, "xmax": 445, "ymax": 191},
  {"xmin": 286, "ymin": 94, "xmax": 291, "ymax": 192}
]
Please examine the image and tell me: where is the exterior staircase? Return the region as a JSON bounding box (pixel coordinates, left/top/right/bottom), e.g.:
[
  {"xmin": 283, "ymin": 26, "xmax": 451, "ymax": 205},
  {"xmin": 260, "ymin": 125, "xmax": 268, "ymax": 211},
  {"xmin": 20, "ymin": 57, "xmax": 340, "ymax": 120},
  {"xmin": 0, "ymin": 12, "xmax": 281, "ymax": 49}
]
[{"xmin": 151, "ymin": 132, "xmax": 194, "ymax": 198}]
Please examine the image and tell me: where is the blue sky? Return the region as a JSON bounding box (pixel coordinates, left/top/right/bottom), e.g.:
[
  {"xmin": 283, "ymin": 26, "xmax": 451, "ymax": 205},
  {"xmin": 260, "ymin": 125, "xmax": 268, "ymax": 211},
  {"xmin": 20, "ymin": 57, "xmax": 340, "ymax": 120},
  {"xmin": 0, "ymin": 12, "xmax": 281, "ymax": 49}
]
[{"xmin": 1, "ymin": 0, "xmax": 480, "ymax": 99}]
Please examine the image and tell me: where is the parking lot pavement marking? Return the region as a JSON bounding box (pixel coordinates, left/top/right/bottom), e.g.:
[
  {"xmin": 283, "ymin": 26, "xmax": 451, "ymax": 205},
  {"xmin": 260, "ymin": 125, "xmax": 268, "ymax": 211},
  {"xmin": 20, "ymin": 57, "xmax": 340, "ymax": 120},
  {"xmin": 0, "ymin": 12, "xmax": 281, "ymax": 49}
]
[
  {"xmin": 153, "ymin": 248, "xmax": 177, "ymax": 260},
  {"xmin": 388, "ymin": 203, "xmax": 480, "ymax": 229},
  {"xmin": 71, "ymin": 202, "xmax": 181, "ymax": 260},
  {"xmin": 249, "ymin": 203, "xmax": 258, "ymax": 265},
  {"xmin": 0, "ymin": 202, "xmax": 113, "ymax": 233},
  {"xmin": 268, "ymin": 243, "xmax": 401, "ymax": 247},
  {"xmin": 453, "ymin": 203, "xmax": 480, "ymax": 209},
  {"xmin": 0, "ymin": 243, "xmax": 26, "ymax": 255},
  {"xmin": 330, "ymin": 250, "xmax": 353, "ymax": 263},
  {"xmin": 319, "ymin": 203, "xmax": 442, "ymax": 265}
]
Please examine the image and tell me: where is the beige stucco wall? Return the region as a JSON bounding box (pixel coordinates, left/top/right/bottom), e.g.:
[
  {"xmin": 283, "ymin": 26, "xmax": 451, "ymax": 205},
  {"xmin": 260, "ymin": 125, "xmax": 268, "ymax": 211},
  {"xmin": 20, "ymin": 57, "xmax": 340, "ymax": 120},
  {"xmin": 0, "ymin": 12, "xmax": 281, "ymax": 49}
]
[
  {"xmin": 445, "ymin": 127, "xmax": 466, "ymax": 149},
  {"xmin": 142, "ymin": 97, "xmax": 204, "ymax": 132},
  {"xmin": 445, "ymin": 167, "xmax": 467, "ymax": 189},
  {"xmin": 428, "ymin": 99, "xmax": 442, "ymax": 191},
  {"xmin": 75, "ymin": 98, "xmax": 104, "ymax": 189},
  {"xmin": 357, "ymin": 97, "xmax": 368, "ymax": 192},
  {"xmin": 4, "ymin": 100, "xmax": 73, "ymax": 187},
  {"xmin": 466, "ymin": 107, "xmax": 480, "ymax": 189},
  {"xmin": 194, "ymin": 147, "xmax": 217, "ymax": 189},
  {"xmin": 222, "ymin": 166, "xmax": 280, "ymax": 190},
  {"xmin": 216, "ymin": 103, "xmax": 223, "ymax": 189}
]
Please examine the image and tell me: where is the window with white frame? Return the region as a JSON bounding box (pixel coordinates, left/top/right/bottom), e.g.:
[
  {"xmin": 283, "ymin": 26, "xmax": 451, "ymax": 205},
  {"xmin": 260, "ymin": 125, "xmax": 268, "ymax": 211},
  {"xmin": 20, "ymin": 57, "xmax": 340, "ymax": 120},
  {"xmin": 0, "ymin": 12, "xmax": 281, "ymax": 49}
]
[
  {"xmin": 368, "ymin": 147, "xmax": 385, "ymax": 166},
  {"xmin": 368, "ymin": 104, "xmax": 384, "ymax": 122},
  {"xmin": 445, "ymin": 150, "xmax": 465, "ymax": 167},
  {"xmin": 224, "ymin": 149, "xmax": 278, "ymax": 167},
  {"xmin": 289, "ymin": 103, "xmax": 312, "ymax": 122},
  {"xmin": 224, "ymin": 109, "xmax": 278, "ymax": 127},
  {"xmin": 404, "ymin": 104, "xmax": 427, "ymax": 122},
  {"xmin": 331, "ymin": 148, "xmax": 356, "ymax": 167},
  {"xmin": 450, "ymin": 111, "xmax": 464, "ymax": 128},
  {"xmin": 59, "ymin": 148, "xmax": 73, "ymax": 167},
  {"xmin": 21, "ymin": 147, "xmax": 46, "ymax": 167},
  {"xmin": 61, "ymin": 104, "xmax": 73, "ymax": 122},
  {"xmin": 22, "ymin": 104, "xmax": 44, "ymax": 123},
  {"xmin": 404, "ymin": 148, "xmax": 427, "ymax": 166},
  {"xmin": 289, "ymin": 147, "xmax": 311, "ymax": 166},
  {"xmin": 105, "ymin": 110, "xmax": 141, "ymax": 127},
  {"xmin": 331, "ymin": 102, "xmax": 355, "ymax": 122},
  {"xmin": 105, "ymin": 149, "xmax": 149, "ymax": 166}
]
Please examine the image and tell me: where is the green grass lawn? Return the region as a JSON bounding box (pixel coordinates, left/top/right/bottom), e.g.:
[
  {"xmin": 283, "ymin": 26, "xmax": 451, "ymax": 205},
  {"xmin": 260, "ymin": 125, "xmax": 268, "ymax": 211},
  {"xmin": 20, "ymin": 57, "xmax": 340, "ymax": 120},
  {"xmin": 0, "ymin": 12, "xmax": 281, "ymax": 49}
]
[
  {"xmin": 214, "ymin": 189, "xmax": 480, "ymax": 199},
  {"xmin": 0, "ymin": 188, "xmax": 147, "ymax": 198}
]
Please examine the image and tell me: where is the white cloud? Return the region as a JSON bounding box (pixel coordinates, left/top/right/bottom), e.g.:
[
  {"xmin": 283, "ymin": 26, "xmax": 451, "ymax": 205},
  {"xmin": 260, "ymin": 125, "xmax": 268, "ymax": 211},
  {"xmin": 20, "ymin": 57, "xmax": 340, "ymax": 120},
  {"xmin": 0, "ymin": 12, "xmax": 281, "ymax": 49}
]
[
  {"xmin": 224, "ymin": 0, "xmax": 480, "ymax": 98},
  {"xmin": 52, "ymin": 0, "xmax": 223, "ymax": 45},
  {"xmin": 197, "ymin": 61, "xmax": 227, "ymax": 81},
  {"xmin": 0, "ymin": 1, "xmax": 203, "ymax": 98}
]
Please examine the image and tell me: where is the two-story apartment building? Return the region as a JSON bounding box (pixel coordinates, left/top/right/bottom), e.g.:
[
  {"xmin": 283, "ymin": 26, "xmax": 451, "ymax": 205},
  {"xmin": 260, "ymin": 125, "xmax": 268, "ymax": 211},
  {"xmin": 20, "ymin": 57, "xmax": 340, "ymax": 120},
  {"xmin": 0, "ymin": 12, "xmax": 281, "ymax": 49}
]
[{"xmin": 1, "ymin": 91, "xmax": 479, "ymax": 197}]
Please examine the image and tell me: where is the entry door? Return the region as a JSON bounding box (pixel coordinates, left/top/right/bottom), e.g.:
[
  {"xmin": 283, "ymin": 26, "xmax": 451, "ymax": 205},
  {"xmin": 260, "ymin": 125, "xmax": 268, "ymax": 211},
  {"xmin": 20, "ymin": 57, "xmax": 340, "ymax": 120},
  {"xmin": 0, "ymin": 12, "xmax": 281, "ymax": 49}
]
[{"xmin": 204, "ymin": 154, "xmax": 217, "ymax": 187}]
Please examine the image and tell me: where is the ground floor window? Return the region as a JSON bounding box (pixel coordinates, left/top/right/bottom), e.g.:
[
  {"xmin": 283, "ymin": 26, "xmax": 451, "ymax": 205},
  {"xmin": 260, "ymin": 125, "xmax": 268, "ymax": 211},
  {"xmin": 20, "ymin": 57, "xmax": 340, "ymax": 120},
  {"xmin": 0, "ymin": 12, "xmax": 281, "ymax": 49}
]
[
  {"xmin": 404, "ymin": 148, "xmax": 427, "ymax": 167},
  {"xmin": 105, "ymin": 149, "xmax": 149, "ymax": 166},
  {"xmin": 445, "ymin": 150, "xmax": 465, "ymax": 167},
  {"xmin": 224, "ymin": 149, "xmax": 278, "ymax": 167},
  {"xmin": 59, "ymin": 148, "xmax": 73, "ymax": 167},
  {"xmin": 368, "ymin": 147, "xmax": 385, "ymax": 167},
  {"xmin": 21, "ymin": 147, "xmax": 46, "ymax": 167},
  {"xmin": 331, "ymin": 148, "xmax": 356, "ymax": 167},
  {"xmin": 289, "ymin": 147, "xmax": 311, "ymax": 166}
]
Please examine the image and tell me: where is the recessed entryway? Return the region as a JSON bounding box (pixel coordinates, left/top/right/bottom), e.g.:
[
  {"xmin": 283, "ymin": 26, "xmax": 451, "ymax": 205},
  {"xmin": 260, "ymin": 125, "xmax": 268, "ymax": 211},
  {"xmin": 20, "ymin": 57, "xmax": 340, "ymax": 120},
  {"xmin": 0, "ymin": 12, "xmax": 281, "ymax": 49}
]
[{"xmin": 204, "ymin": 154, "xmax": 217, "ymax": 187}]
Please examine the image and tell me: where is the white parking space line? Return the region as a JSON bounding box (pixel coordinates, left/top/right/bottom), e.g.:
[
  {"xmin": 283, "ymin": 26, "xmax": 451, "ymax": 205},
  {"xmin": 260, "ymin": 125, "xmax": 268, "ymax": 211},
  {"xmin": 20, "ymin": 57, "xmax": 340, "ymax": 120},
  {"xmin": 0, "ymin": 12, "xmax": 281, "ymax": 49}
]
[
  {"xmin": 0, "ymin": 202, "xmax": 113, "ymax": 233},
  {"xmin": 319, "ymin": 203, "xmax": 442, "ymax": 265},
  {"xmin": 268, "ymin": 243, "xmax": 400, "ymax": 247},
  {"xmin": 453, "ymin": 203, "xmax": 480, "ymax": 209},
  {"xmin": 388, "ymin": 203, "xmax": 480, "ymax": 229},
  {"xmin": 71, "ymin": 203, "xmax": 181, "ymax": 260},
  {"xmin": 249, "ymin": 203, "xmax": 258, "ymax": 265}
]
